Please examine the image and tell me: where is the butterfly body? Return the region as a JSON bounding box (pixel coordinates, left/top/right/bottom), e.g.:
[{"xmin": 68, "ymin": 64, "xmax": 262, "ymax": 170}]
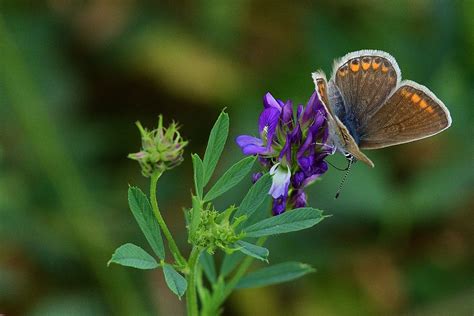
[{"xmin": 313, "ymin": 50, "xmax": 452, "ymax": 167}]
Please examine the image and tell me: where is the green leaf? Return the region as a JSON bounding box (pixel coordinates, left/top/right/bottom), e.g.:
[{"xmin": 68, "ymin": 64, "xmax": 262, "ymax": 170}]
[
  {"xmin": 128, "ymin": 187, "xmax": 165, "ymax": 259},
  {"xmin": 234, "ymin": 173, "xmax": 272, "ymax": 221},
  {"xmin": 163, "ymin": 264, "xmax": 188, "ymax": 299},
  {"xmin": 108, "ymin": 243, "xmax": 159, "ymax": 269},
  {"xmin": 192, "ymin": 154, "xmax": 204, "ymax": 199},
  {"xmin": 200, "ymin": 252, "xmax": 217, "ymax": 283},
  {"xmin": 220, "ymin": 252, "xmax": 244, "ymax": 277},
  {"xmin": 244, "ymin": 208, "xmax": 326, "ymax": 237},
  {"xmin": 204, "ymin": 156, "xmax": 256, "ymax": 201},
  {"xmin": 236, "ymin": 262, "xmax": 315, "ymax": 289},
  {"xmin": 202, "ymin": 111, "xmax": 229, "ymax": 186},
  {"xmin": 189, "ymin": 196, "xmax": 201, "ymax": 239},
  {"xmin": 236, "ymin": 240, "xmax": 269, "ymax": 262}
]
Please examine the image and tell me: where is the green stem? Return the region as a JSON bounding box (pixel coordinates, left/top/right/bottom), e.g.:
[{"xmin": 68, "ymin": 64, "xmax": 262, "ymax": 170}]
[
  {"xmin": 150, "ymin": 171, "xmax": 187, "ymax": 267},
  {"xmin": 186, "ymin": 247, "xmax": 201, "ymax": 316}
]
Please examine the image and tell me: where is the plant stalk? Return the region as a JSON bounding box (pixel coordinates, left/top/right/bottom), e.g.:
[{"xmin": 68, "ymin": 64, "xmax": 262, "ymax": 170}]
[
  {"xmin": 186, "ymin": 247, "xmax": 201, "ymax": 316},
  {"xmin": 150, "ymin": 171, "xmax": 187, "ymax": 267}
]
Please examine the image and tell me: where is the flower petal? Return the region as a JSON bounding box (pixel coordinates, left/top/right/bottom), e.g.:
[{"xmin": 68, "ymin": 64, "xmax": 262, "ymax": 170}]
[
  {"xmin": 263, "ymin": 92, "xmax": 282, "ymax": 109},
  {"xmin": 301, "ymin": 91, "xmax": 325, "ymax": 125},
  {"xmin": 281, "ymin": 100, "xmax": 294, "ymax": 126},
  {"xmin": 297, "ymin": 130, "xmax": 313, "ymax": 159},
  {"xmin": 236, "ymin": 135, "xmax": 263, "ymax": 147},
  {"xmin": 290, "ymin": 190, "xmax": 307, "ymax": 208},
  {"xmin": 269, "ymin": 164, "xmax": 291, "ymax": 199},
  {"xmin": 279, "ymin": 134, "xmax": 292, "ymax": 164},
  {"xmin": 258, "ymin": 107, "xmax": 280, "ymax": 134},
  {"xmin": 252, "ymin": 172, "xmax": 263, "ymax": 183},
  {"xmin": 290, "ymin": 122, "xmax": 302, "ymax": 144},
  {"xmin": 272, "ymin": 195, "xmax": 287, "ymax": 215},
  {"xmin": 296, "ymin": 104, "xmax": 304, "ymax": 119},
  {"xmin": 236, "ymin": 135, "xmax": 267, "ymax": 155},
  {"xmin": 259, "ymin": 108, "xmax": 280, "ymax": 151},
  {"xmin": 291, "ymin": 171, "xmax": 305, "ymax": 189},
  {"xmin": 302, "ymin": 161, "xmax": 328, "ymax": 187}
]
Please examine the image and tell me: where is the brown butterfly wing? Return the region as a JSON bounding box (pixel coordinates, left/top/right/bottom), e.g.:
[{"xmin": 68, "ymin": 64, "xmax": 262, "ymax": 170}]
[
  {"xmin": 359, "ymin": 80, "xmax": 452, "ymax": 149},
  {"xmin": 331, "ymin": 50, "xmax": 401, "ymax": 136}
]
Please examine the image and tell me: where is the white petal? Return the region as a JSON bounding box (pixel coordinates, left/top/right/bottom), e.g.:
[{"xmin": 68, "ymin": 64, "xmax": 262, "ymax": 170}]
[{"xmin": 269, "ymin": 164, "xmax": 291, "ymax": 198}]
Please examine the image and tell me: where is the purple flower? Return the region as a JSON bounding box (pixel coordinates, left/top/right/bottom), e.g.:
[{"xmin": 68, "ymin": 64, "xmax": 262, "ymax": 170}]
[
  {"xmin": 268, "ymin": 163, "xmax": 291, "ymax": 199},
  {"xmin": 252, "ymin": 172, "xmax": 263, "ymax": 184},
  {"xmin": 236, "ymin": 97, "xmax": 281, "ymax": 155},
  {"xmin": 235, "ymin": 136, "xmax": 265, "ymax": 155},
  {"xmin": 263, "ymin": 92, "xmax": 282, "ymax": 109},
  {"xmin": 236, "ymin": 91, "xmax": 331, "ymax": 214},
  {"xmin": 272, "ymin": 195, "xmax": 287, "ymax": 215},
  {"xmin": 290, "ymin": 190, "xmax": 307, "ymax": 209}
]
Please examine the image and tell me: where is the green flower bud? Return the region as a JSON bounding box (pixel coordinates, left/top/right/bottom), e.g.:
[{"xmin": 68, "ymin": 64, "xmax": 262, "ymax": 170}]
[
  {"xmin": 190, "ymin": 204, "xmax": 246, "ymax": 254},
  {"xmin": 128, "ymin": 115, "xmax": 188, "ymax": 177}
]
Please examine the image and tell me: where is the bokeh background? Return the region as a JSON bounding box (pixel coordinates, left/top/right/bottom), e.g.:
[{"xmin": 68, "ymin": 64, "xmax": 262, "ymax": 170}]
[{"xmin": 1, "ymin": 1, "xmax": 473, "ymax": 315}]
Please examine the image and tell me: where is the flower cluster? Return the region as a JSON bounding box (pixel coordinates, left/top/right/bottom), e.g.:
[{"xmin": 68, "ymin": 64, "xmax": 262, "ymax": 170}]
[
  {"xmin": 190, "ymin": 204, "xmax": 246, "ymax": 254},
  {"xmin": 128, "ymin": 115, "xmax": 188, "ymax": 177},
  {"xmin": 236, "ymin": 92, "xmax": 333, "ymax": 215}
]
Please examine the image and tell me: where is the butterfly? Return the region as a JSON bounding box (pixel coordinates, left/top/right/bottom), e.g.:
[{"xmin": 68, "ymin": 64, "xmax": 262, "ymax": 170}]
[{"xmin": 312, "ymin": 50, "xmax": 452, "ymax": 168}]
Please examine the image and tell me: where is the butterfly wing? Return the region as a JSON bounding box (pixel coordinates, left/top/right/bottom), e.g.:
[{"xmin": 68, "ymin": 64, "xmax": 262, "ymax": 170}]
[
  {"xmin": 358, "ymin": 80, "xmax": 452, "ymax": 149},
  {"xmin": 312, "ymin": 71, "xmax": 375, "ymax": 167},
  {"xmin": 330, "ymin": 50, "xmax": 401, "ymax": 138}
]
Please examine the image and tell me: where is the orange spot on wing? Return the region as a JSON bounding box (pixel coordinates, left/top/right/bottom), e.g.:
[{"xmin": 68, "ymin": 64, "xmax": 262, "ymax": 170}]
[
  {"xmin": 362, "ymin": 61, "xmax": 371, "ymax": 70},
  {"xmin": 372, "ymin": 62, "xmax": 380, "ymax": 70},
  {"xmin": 426, "ymin": 106, "xmax": 434, "ymax": 113},
  {"xmin": 411, "ymin": 93, "xmax": 421, "ymax": 103},
  {"xmin": 401, "ymin": 88, "xmax": 412, "ymax": 98},
  {"xmin": 419, "ymin": 99, "xmax": 428, "ymax": 109},
  {"xmin": 381, "ymin": 64, "xmax": 389, "ymax": 73},
  {"xmin": 350, "ymin": 63, "xmax": 360, "ymax": 72},
  {"xmin": 338, "ymin": 65, "xmax": 348, "ymax": 77}
]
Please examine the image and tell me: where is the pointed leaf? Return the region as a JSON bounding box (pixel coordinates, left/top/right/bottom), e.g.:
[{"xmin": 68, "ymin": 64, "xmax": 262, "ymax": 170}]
[
  {"xmin": 163, "ymin": 264, "xmax": 188, "ymax": 299},
  {"xmin": 128, "ymin": 187, "xmax": 165, "ymax": 259},
  {"xmin": 244, "ymin": 208, "xmax": 326, "ymax": 237},
  {"xmin": 235, "ymin": 173, "xmax": 272, "ymax": 221},
  {"xmin": 220, "ymin": 252, "xmax": 245, "ymax": 277},
  {"xmin": 192, "ymin": 154, "xmax": 204, "ymax": 198},
  {"xmin": 200, "ymin": 252, "xmax": 217, "ymax": 283},
  {"xmin": 204, "ymin": 156, "xmax": 256, "ymax": 201},
  {"xmin": 108, "ymin": 243, "xmax": 159, "ymax": 269},
  {"xmin": 236, "ymin": 240, "xmax": 269, "ymax": 262},
  {"xmin": 202, "ymin": 111, "xmax": 229, "ymax": 185},
  {"xmin": 236, "ymin": 262, "xmax": 315, "ymax": 289}
]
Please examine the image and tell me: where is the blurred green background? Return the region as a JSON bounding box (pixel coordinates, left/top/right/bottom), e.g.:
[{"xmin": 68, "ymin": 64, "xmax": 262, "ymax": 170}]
[{"xmin": 1, "ymin": 1, "xmax": 473, "ymax": 315}]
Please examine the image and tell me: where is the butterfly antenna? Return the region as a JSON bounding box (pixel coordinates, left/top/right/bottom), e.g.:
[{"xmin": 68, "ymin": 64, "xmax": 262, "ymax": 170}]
[
  {"xmin": 335, "ymin": 154, "xmax": 355, "ymax": 199},
  {"xmin": 326, "ymin": 160, "xmax": 348, "ymax": 171}
]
